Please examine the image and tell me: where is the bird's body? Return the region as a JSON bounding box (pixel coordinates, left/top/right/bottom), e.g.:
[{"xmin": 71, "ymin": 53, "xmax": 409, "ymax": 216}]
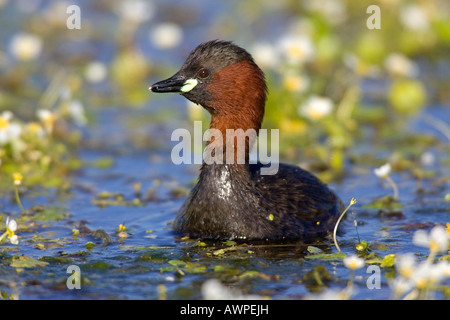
[
  {"xmin": 176, "ymin": 162, "xmax": 342, "ymax": 240},
  {"xmin": 150, "ymin": 40, "xmax": 343, "ymax": 241}
]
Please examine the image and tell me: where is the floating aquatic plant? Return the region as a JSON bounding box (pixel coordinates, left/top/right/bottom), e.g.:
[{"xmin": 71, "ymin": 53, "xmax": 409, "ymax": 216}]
[
  {"xmin": 374, "ymin": 163, "xmax": 399, "ymax": 201},
  {"xmin": 0, "ymin": 217, "xmax": 19, "ymax": 245},
  {"xmin": 333, "ymin": 198, "xmax": 357, "ymax": 253}
]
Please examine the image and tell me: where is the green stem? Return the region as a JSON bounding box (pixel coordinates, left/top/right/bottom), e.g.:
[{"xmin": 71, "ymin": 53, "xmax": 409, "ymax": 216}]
[
  {"xmin": 425, "ymin": 249, "xmax": 437, "ymax": 265},
  {"xmin": 333, "ymin": 199, "xmax": 357, "ymax": 253},
  {"xmin": 385, "ymin": 175, "xmax": 399, "ymax": 201},
  {"xmin": 15, "ymin": 186, "xmax": 26, "ymax": 214},
  {"xmin": 347, "ymin": 270, "xmax": 355, "ymax": 290},
  {"xmin": 0, "ymin": 231, "xmax": 7, "ymax": 243},
  {"xmin": 424, "ymin": 114, "xmax": 450, "ymax": 142}
]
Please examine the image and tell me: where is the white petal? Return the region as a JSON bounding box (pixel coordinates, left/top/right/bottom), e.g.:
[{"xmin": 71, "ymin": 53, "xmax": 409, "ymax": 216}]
[
  {"xmin": 7, "ymin": 218, "xmax": 17, "ymax": 232},
  {"xmin": 430, "ymin": 226, "xmax": 449, "ymax": 252},
  {"xmin": 343, "ymin": 255, "xmax": 365, "ymax": 270},
  {"xmin": 412, "ymin": 229, "xmax": 429, "ymax": 247},
  {"xmin": 374, "ymin": 163, "xmax": 392, "ymax": 178},
  {"xmin": 9, "ymin": 234, "xmax": 19, "ymax": 245}
]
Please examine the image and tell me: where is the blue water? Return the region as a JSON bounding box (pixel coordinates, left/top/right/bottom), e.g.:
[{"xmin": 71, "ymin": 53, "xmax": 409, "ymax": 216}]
[
  {"xmin": 0, "ymin": 0, "xmax": 449, "ymax": 300},
  {"xmin": 2, "ymin": 102, "xmax": 444, "ymax": 300}
]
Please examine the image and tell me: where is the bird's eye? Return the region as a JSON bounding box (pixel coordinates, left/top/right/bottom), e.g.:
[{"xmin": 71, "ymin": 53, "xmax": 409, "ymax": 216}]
[{"xmin": 197, "ymin": 68, "xmax": 210, "ymax": 79}]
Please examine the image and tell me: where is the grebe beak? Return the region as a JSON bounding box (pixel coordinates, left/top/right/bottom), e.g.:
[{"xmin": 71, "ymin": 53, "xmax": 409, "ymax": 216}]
[{"xmin": 149, "ymin": 73, "xmax": 198, "ymax": 93}]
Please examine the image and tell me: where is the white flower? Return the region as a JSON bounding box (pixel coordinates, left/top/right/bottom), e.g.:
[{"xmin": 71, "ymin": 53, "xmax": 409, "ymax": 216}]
[
  {"xmin": 299, "ymin": 95, "xmax": 333, "ymax": 121},
  {"xmin": 395, "ymin": 253, "xmax": 416, "ymax": 279},
  {"xmin": 201, "ymin": 279, "xmax": 260, "ymax": 300},
  {"xmin": 0, "ymin": 131, "xmax": 7, "ymax": 145},
  {"xmin": 9, "ymin": 234, "xmax": 19, "ymax": 245},
  {"xmin": 5, "ymin": 123, "xmax": 22, "ymax": 140},
  {"xmin": 0, "ymin": 111, "xmax": 12, "ymax": 145},
  {"xmin": 165, "ymin": 275, "xmax": 175, "ymax": 282},
  {"xmin": 390, "ymin": 276, "xmax": 415, "ymax": 296},
  {"xmin": 384, "ymin": 53, "xmax": 418, "ymax": 77},
  {"xmin": 68, "ymin": 100, "xmax": 87, "ymax": 126},
  {"xmin": 435, "ymin": 260, "xmax": 450, "ymax": 278},
  {"xmin": 399, "ymin": 5, "xmax": 430, "ymax": 32},
  {"xmin": 420, "ymin": 151, "xmax": 435, "ymax": 166},
  {"xmin": 374, "ymin": 163, "xmax": 391, "ymax": 179},
  {"xmin": 4, "ymin": 217, "xmax": 19, "ymax": 245},
  {"xmin": 201, "ymin": 279, "xmax": 236, "ymax": 300},
  {"xmin": 304, "ymin": 0, "xmax": 347, "ymax": 25},
  {"xmin": 6, "ymin": 217, "xmax": 17, "ymax": 233},
  {"xmin": 283, "ymin": 71, "xmax": 310, "ymax": 93},
  {"xmin": 393, "ymin": 253, "xmax": 450, "ymax": 294},
  {"xmin": 85, "ymin": 61, "xmax": 107, "ymax": 83},
  {"xmin": 37, "ymin": 109, "xmax": 56, "ymax": 133},
  {"xmin": 37, "ymin": 109, "xmax": 54, "ymax": 122},
  {"xmin": 0, "ymin": 110, "xmax": 13, "ymax": 123},
  {"xmin": 413, "ymin": 225, "xmax": 449, "ymax": 253},
  {"xmin": 27, "ymin": 122, "xmax": 45, "ymax": 138},
  {"xmin": 278, "ymin": 34, "xmax": 315, "ymax": 66},
  {"xmin": 410, "ymin": 263, "xmax": 441, "ymax": 289},
  {"xmin": 250, "ymin": 42, "xmax": 280, "ymax": 70},
  {"xmin": 150, "ymin": 23, "xmax": 183, "ymax": 50},
  {"xmin": 116, "ymin": 0, "xmax": 154, "ymax": 24},
  {"xmin": 343, "ymin": 255, "xmax": 365, "ymax": 270},
  {"xmin": 9, "ymin": 33, "xmax": 42, "ymax": 61},
  {"xmin": 0, "ymin": 111, "xmax": 22, "ymax": 146}
]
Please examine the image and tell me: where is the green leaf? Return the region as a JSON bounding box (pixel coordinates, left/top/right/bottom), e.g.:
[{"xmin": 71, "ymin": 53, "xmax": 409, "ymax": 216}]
[
  {"xmin": 356, "ymin": 241, "xmax": 369, "ymax": 251},
  {"xmin": 223, "ymin": 239, "xmax": 237, "ymax": 247},
  {"xmin": 168, "ymin": 259, "xmax": 186, "ymax": 266},
  {"xmin": 380, "ymin": 254, "xmax": 396, "ymax": 268},
  {"xmin": 83, "ymin": 261, "xmax": 114, "ymax": 270},
  {"xmin": 438, "ymin": 255, "xmax": 450, "ymax": 262},
  {"xmin": 92, "ymin": 229, "xmax": 113, "ymax": 246},
  {"xmin": 32, "ymin": 206, "xmax": 69, "ymax": 221},
  {"xmin": 239, "ymin": 271, "xmax": 262, "ymax": 279},
  {"xmin": 159, "ymin": 266, "xmax": 176, "ymax": 273},
  {"xmin": 85, "ymin": 241, "xmax": 95, "ymax": 250},
  {"xmin": 10, "ymin": 255, "xmax": 49, "ymax": 268},
  {"xmin": 213, "ymin": 265, "xmax": 227, "ymax": 273},
  {"xmin": 307, "ymin": 246, "xmax": 323, "ymax": 254},
  {"xmin": 305, "ymin": 252, "xmax": 346, "ymax": 261},
  {"xmin": 39, "ymin": 256, "xmax": 74, "ymax": 264},
  {"xmin": 89, "ymin": 157, "xmax": 114, "ymax": 169},
  {"xmin": 185, "ymin": 262, "xmax": 207, "ymax": 274},
  {"xmin": 301, "ymin": 264, "xmax": 333, "ymax": 290},
  {"xmin": 362, "ymin": 195, "xmax": 403, "ymax": 210},
  {"xmin": 213, "ymin": 249, "xmax": 225, "ymax": 256}
]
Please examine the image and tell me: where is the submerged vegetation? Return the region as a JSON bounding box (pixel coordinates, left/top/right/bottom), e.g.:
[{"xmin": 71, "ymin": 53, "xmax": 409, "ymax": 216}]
[{"xmin": 0, "ymin": 0, "xmax": 449, "ymax": 300}]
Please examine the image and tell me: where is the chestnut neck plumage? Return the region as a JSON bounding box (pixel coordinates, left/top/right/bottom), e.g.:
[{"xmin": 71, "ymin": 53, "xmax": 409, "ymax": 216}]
[{"xmin": 202, "ymin": 59, "xmax": 267, "ymax": 166}]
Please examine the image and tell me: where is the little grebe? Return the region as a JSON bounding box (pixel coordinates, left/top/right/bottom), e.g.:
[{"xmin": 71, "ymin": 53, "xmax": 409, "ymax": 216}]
[{"xmin": 150, "ymin": 40, "xmax": 343, "ymax": 241}]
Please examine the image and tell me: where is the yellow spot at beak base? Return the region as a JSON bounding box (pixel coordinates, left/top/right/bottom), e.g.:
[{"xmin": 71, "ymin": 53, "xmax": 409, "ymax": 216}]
[{"xmin": 181, "ymin": 79, "xmax": 198, "ymax": 93}]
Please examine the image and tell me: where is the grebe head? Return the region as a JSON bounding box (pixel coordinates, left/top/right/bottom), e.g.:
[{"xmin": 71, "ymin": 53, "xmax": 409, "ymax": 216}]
[{"xmin": 150, "ymin": 40, "xmax": 267, "ymax": 131}]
